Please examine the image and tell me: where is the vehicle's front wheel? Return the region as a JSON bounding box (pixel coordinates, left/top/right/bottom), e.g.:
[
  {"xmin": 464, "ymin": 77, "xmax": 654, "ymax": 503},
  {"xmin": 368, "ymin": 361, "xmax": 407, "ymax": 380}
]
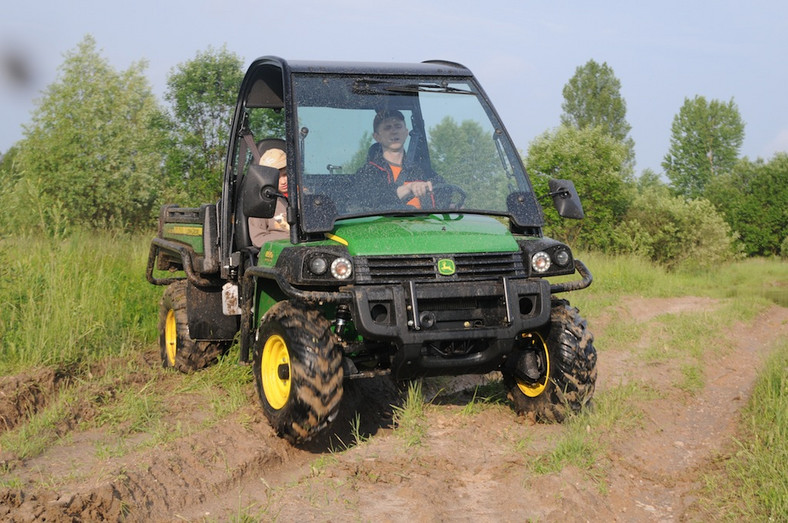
[
  {"xmin": 503, "ymin": 299, "xmax": 597, "ymax": 422},
  {"xmin": 158, "ymin": 281, "xmax": 228, "ymax": 373},
  {"xmin": 253, "ymin": 301, "xmax": 344, "ymax": 444}
]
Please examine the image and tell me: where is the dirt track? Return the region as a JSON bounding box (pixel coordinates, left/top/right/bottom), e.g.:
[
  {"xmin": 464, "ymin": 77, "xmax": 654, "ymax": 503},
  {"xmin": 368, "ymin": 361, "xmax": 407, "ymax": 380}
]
[{"xmin": 1, "ymin": 296, "xmax": 786, "ymax": 521}]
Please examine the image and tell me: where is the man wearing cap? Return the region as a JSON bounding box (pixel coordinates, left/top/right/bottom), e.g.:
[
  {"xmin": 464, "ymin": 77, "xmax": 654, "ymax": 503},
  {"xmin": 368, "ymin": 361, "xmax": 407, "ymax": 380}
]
[
  {"xmin": 356, "ymin": 110, "xmax": 441, "ymax": 208},
  {"xmin": 249, "ymin": 148, "xmax": 290, "ymax": 247}
]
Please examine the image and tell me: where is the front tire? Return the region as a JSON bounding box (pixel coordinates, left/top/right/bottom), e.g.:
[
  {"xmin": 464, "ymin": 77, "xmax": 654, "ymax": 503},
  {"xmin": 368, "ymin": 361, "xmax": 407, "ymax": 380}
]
[
  {"xmin": 503, "ymin": 299, "xmax": 597, "ymax": 422},
  {"xmin": 253, "ymin": 301, "xmax": 344, "ymax": 444},
  {"xmin": 158, "ymin": 281, "xmax": 228, "ymax": 373}
]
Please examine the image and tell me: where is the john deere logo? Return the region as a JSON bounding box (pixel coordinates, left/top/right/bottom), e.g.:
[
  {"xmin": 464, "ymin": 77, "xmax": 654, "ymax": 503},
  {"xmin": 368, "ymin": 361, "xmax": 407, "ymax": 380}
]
[{"xmin": 437, "ymin": 258, "xmax": 456, "ymax": 276}]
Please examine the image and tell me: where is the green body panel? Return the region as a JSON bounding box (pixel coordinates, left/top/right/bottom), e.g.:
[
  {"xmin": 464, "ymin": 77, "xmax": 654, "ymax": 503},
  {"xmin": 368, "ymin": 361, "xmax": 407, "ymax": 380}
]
[
  {"xmin": 254, "ymin": 279, "xmax": 286, "ymax": 326},
  {"xmin": 257, "ymin": 239, "xmax": 291, "ymax": 267},
  {"xmin": 251, "ymin": 214, "xmax": 517, "ymax": 323},
  {"xmin": 255, "ymin": 240, "xmax": 290, "ymax": 324},
  {"xmin": 328, "ymin": 214, "xmax": 518, "ymax": 255},
  {"xmin": 162, "ymin": 223, "xmax": 204, "ymax": 254}
]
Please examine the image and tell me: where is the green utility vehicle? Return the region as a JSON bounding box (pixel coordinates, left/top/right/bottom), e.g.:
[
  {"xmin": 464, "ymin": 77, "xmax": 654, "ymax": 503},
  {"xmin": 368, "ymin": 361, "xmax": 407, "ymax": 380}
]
[{"xmin": 147, "ymin": 57, "xmax": 597, "ymax": 443}]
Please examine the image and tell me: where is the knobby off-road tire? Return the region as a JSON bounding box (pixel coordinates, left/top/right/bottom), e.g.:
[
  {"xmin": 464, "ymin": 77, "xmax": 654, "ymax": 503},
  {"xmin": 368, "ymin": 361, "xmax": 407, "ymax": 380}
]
[
  {"xmin": 253, "ymin": 301, "xmax": 344, "ymax": 444},
  {"xmin": 504, "ymin": 298, "xmax": 597, "ymax": 422},
  {"xmin": 158, "ymin": 281, "xmax": 228, "ymax": 373}
]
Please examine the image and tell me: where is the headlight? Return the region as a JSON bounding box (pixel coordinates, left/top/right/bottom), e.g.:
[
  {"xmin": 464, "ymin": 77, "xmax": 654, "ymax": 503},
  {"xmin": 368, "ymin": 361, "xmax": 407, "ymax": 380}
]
[
  {"xmin": 330, "ymin": 257, "xmax": 353, "ymax": 280},
  {"xmin": 531, "ymin": 251, "xmax": 551, "ymax": 273},
  {"xmin": 553, "ymin": 249, "xmax": 570, "ymax": 267},
  {"xmin": 308, "ymin": 256, "xmax": 328, "ymax": 275}
]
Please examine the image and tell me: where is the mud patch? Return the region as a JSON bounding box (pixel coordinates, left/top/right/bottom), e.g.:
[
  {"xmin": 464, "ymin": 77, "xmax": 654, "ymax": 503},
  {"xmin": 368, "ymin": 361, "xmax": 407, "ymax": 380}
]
[
  {"xmin": 618, "ymin": 295, "xmax": 720, "ymax": 324},
  {"xmin": 0, "ymin": 368, "xmax": 60, "ymax": 433}
]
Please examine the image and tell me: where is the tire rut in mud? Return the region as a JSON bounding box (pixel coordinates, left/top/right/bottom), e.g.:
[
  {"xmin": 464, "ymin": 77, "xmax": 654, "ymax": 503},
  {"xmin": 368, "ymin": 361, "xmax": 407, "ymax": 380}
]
[
  {"xmin": 0, "ymin": 350, "xmax": 402, "ymax": 521},
  {"xmin": 0, "ymin": 368, "xmax": 63, "ymax": 433}
]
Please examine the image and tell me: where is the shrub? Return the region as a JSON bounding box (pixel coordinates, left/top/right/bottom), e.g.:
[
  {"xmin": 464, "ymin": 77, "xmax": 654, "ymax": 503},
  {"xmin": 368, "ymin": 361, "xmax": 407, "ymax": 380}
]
[{"xmin": 611, "ymin": 188, "xmax": 740, "ymax": 270}]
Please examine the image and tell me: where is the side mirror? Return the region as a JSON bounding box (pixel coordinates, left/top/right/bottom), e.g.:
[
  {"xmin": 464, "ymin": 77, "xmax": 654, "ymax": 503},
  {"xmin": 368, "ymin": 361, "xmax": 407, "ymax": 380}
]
[
  {"xmin": 548, "ymin": 179, "xmax": 584, "ymax": 219},
  {"xmin": 241, "ymin": 164, "xmax": 279, "ymax": 218}
]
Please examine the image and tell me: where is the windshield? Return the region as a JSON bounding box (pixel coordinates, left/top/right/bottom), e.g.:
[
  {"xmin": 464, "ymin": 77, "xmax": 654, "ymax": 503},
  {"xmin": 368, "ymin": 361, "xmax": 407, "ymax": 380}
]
[{"xmin": 292, "ymin": 74, "xmax": 542, "ymax": 233}]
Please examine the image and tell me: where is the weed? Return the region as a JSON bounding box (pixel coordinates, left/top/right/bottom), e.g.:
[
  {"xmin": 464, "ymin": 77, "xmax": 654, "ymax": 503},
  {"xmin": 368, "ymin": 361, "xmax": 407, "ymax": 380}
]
[
  {"xmin": 94, "ymin": 379, "xmax": 165, "ymax": 435},
  {"xmin": 678, "ymin": 363, "xmax": 704, "ymax": 393},
  {"xmin": 460, "ymin": 382, "xmax": 507, "ymax": 416},
  {"xmin": 0, "ymin": 475, "xmax": 23, "ymax": 489},
  {"xmin": 392, "ymin": 380, "xmax": 428, "ymax": 448},
  {"xmin": 349, "ymin": 412, "xmax": 368, "ymax": 446},
  {"xmin": 310, "ymin": 455, "xmax": 339, "ymax": 477}
]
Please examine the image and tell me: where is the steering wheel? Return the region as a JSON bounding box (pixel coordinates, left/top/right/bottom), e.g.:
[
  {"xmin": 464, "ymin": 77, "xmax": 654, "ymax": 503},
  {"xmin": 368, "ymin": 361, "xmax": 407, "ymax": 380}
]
[{"xmin": 430, "ymin": 183, "xmax": 467, "ymax": 209}]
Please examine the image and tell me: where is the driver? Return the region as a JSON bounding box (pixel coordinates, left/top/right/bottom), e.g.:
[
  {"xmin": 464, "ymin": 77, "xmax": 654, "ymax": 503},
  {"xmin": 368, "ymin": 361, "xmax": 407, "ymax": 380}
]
[{"xmin": 356, "ymin": 110, "xmax": 442, "ymax": 208}]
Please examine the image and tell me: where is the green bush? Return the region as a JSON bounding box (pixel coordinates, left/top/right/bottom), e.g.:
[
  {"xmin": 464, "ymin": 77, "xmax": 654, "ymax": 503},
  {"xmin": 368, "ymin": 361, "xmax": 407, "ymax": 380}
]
[
  {"xmin": 781, "ymin": 236, "xmax": 788, "ymax": 259},
  {"xmin": 610, "ymin": 188, "xmax": 741, "ymax": 270}
]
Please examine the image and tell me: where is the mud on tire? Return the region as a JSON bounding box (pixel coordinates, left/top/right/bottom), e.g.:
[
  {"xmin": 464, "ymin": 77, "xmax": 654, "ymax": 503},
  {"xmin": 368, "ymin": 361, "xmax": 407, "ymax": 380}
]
[
  {"xmin": 503, "ymin": 298, "xmax": 597, "ymax": 422},
  {"xmin": 158, "ymin": 281, "xmax": 229, "ymax": 373},
  {"xmin": 253, "ymin": 301, "xmax": 344, "ymax": 444}
]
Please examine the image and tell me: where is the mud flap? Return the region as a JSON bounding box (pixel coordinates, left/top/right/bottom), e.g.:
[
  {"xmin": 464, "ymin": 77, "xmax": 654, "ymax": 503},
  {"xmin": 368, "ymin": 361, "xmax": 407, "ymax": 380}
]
[{"xmin": 186, "ymin": 283, "xmax": 239, "ymax": 340}]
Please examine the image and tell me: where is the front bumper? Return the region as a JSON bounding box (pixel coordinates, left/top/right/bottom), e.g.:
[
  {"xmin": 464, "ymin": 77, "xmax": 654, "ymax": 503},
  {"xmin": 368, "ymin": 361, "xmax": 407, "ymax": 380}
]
[{"xmin": 348, "ymin": 276, "xmax": 551, "ymax": 379}]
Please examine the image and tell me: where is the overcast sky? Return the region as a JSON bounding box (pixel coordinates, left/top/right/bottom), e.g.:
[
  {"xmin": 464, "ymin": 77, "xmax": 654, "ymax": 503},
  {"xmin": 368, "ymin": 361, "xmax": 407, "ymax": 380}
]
[{"xmin": 2, "ymin": 0, "xmax": 787, "ymax": 175}]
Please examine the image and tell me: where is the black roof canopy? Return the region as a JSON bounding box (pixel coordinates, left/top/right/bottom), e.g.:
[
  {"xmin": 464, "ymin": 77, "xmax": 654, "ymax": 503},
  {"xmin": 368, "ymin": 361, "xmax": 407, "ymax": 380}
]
[{"xmin": 249, "ymin": 56, "xmax": 472, "ymax": 77}]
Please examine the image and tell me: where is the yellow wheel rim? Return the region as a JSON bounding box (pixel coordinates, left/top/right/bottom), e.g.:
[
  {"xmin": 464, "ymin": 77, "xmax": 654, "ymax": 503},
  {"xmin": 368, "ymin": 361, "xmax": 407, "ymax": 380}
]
[
  {"xmin": 164, "ymin": 309, "xmax": 177, "ymax": 366},
  {"xmin": 516, "ymin": 332, "xmax": 550, "ymax": 398},
  {"xmin": 261, "ymin": 334, "xmax": 291, "ymax": 410}
]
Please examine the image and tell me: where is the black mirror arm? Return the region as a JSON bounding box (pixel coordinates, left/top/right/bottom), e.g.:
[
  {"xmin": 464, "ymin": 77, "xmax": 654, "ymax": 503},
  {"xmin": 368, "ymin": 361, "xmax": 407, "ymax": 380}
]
[{"xmin": 261, "ymin": 187, "xmax": 289, "ymax": 205}]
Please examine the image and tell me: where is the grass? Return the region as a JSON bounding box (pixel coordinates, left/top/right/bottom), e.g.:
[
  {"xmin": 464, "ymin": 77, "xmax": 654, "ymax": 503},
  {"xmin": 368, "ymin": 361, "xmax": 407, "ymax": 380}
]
[
  {"xmin": 0, "ymin": 386, "xmax": 79, "ymax": 459},
  {"xmin": 567, "ymin": 251, "xmax": 788, "ymax": 312},
  {"xmin": 180, "ymin": 346, "xmax": 253, "ymax": 420},
  {"xmin": 522, "ymin": 380, "xmax": 657, "ymax": 486},
  {"xmin": 0, "ymin": 231, "xmax": 160, "ymax": 373},
  {"xmin": 460, "ymin": 381, "xmax": 508, "ymax": 416},
  {"xmin": 392, "ymin": 380, "xmax": 428, "ymax": 448}
]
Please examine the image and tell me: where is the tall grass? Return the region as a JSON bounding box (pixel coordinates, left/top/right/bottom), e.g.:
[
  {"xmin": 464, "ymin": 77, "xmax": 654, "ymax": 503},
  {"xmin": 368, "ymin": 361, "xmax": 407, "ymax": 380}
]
[
  {"xmin": 0, "ymin": 231, "xmax": 160, "ymax": 373},
  {"xmin": 566, "ymin": 251, "xmax": 788, "ymax": 312}
]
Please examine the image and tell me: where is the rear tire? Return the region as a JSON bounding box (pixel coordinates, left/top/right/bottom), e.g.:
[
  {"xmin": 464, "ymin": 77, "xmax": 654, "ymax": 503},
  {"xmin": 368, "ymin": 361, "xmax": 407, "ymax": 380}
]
[
  {"xmin": 253, "ymin": 301, "xmax": 344, "ymax": 444},
  {"xmin": 503, "ymin": 299, "xmax": 597, "ymax": 422},
  {"xmin": 158, "ymin": 281, "xmax": 228, "ymax": 373}
]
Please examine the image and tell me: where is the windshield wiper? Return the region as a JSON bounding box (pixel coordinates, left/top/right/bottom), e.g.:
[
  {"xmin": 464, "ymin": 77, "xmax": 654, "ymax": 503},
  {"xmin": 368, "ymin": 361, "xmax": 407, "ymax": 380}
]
[
  {"xmin": 385, "ymin": 83, "xmax": 473, "ymax": 95},
  {"xmin": 352, "ymin": 79, "xmax": 473, "ymax": 95}
]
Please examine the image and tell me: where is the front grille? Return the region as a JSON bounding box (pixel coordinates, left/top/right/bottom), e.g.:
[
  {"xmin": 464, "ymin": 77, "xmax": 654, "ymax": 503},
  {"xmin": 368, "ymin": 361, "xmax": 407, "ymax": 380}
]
[{"xmin": 354, "ymin": 252, "xmax": 525, "ymax": 283}]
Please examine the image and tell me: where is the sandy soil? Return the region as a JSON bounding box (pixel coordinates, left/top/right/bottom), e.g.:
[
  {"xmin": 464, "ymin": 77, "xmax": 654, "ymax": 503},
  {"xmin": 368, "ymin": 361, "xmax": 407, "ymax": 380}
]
[{"xmin": 1, "ymin": 296, "xmax": 786, "ymax": 522}]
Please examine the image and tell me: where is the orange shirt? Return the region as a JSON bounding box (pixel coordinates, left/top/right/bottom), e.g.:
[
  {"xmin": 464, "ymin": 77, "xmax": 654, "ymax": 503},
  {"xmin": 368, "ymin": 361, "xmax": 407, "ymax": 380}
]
[{"xmin": 390, "ymin": 164, "xmax": 421, "ymax": 208}]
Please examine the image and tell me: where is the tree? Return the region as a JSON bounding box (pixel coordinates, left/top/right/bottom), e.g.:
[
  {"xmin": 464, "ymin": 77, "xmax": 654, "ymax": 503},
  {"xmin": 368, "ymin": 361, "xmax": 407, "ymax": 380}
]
[
  {"xmin": 525, "ymin": 125, "xmax": 633, "ymax": 250},
  {"xmin": 561, "ymin": 59, "xmax": 635, "ymax": 167},
  {"xmin": 428, "ymin": 117, "xmax": 508, "ymax": 209},
  {"xmin": 163, "ymin": 46, "xmax": 245, "ymax": 204},
  {"xmin": 706, "ymin": 154, "xmax": 788, "ymax": 256},
  {"xmin": 9, "ymin": 35, "xmax": 165, "ymax": 233},
  {"xmin": 636, "ymin": 167, "xmax": 668, "ymax": 194},
  {"xmin": 662, "ymin": 96, "xmax": 745, "ymax": 199}
]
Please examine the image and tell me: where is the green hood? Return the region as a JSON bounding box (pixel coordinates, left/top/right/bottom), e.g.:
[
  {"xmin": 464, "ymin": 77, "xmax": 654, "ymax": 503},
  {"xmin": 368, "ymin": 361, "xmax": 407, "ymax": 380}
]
[{"xmin": 328, "ymin": 214, "xmax": 518, "ymax": 256}]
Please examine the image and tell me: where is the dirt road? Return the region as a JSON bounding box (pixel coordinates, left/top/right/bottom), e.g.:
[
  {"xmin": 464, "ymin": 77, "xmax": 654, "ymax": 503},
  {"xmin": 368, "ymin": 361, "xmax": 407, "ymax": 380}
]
[{"xmin": 1, "ymin": 296, "xmax": 786, "ymax": 521}]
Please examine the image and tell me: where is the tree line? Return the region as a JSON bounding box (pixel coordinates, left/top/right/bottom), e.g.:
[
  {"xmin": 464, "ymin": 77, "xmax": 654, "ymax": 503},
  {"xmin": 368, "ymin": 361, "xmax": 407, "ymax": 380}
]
[{"xmin": 0, "ymin": 35, "xmax": 786, "ymax": 267}]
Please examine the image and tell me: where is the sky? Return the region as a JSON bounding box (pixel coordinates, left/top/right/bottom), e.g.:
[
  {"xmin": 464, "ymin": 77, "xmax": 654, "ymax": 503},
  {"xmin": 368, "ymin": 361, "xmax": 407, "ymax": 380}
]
[{"xmin": 2, "ymin": 0, "xmax": 787, "ymax": 175}]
